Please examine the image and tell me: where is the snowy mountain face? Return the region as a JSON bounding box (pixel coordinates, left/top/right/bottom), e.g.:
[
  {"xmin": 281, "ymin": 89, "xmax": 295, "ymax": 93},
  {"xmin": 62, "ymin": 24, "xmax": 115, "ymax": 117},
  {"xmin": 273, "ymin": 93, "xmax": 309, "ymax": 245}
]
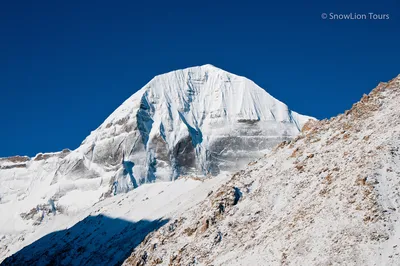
[
  {"xmin": 0, "ymin": 65, "xmax": 312, "ymax": 263},
  {"xmin": 79, "ymin": 64, "xmax": 312, "ymax": 189}
]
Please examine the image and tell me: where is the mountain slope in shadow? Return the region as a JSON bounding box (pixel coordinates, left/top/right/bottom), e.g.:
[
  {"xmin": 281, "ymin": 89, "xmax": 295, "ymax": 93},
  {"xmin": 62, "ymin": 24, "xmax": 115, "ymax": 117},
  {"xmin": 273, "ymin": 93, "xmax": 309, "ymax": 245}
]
[{"xmin": 2, "ymin": 215, "xmax": 169, "ymax": 266}]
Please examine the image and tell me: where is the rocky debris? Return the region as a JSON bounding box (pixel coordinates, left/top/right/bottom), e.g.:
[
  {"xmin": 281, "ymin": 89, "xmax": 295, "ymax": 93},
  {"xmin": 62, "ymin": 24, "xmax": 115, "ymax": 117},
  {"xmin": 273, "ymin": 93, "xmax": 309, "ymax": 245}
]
[
  {"xmin": 0, "ymin": 149, "xmax": 71, "ymax": 165},
  {"xmin": 19, "ymin": 200, "xmax": 62, "ymax": 226},
  {"xmin": 0, "ymin": 155, "xmax": 30, "ymax": 169},
  {"xmin": 0, "ymin": 156, "xmax": 30, "ymax": 163},
  {"xmin": 301, "ymin": 119, "xmax": 319, "ymax": 132},
  {"xmin": 33, "ymin": 149, "xmax": 71, "ymax": 161},
  {"xmin": 33, "ymin": 153, "xmax": 52, "ymax": 161},
  {"xmin": 0, "ymin": 163, "xmax": 26, "ymax": 169}
]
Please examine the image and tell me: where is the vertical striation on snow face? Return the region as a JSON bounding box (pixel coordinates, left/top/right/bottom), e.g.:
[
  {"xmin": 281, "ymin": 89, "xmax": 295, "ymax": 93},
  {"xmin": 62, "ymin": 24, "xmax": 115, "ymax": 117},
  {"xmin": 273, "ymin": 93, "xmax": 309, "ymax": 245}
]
[{"xmin": 77, "ymin": 64, "xmax": 313, "ymax": 188}]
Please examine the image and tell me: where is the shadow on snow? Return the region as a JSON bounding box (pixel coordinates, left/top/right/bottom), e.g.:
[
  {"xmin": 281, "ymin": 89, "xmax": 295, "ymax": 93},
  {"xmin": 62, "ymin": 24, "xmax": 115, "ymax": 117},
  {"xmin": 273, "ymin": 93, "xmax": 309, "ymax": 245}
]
[{"xmin": 2, "ymin": 215, "xmax": 169, "ymax": 266}]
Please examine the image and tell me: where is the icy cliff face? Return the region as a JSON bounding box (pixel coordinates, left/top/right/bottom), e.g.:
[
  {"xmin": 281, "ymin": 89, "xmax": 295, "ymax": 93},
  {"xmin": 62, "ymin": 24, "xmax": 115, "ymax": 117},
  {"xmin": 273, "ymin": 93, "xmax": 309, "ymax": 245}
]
[{"xmin": 76, "ymin": 64, "xmax": 312, "ymax": 191}]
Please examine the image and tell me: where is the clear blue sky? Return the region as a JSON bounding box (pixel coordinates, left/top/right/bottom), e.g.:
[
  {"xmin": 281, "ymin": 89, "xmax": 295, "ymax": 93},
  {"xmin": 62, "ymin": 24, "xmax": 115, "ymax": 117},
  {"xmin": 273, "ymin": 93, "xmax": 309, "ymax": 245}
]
[{"xmin": 1, "ymin": 0, "xmax": 399, "ymax": 157}]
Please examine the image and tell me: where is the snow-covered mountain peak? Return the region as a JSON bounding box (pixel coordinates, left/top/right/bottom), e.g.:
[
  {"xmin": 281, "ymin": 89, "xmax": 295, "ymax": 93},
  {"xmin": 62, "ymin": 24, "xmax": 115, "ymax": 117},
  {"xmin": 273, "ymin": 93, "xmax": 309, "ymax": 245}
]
[
  {"xmin": 93, "ymin": 64, "xmax": 310, "ymax": 137},
  {"xmin": 0, "ymin": 67, "xmax": 313, "ymax": 248},
  {"xmin": 78, "ymin": 65, "xmax": 313, "ymax": 186}
]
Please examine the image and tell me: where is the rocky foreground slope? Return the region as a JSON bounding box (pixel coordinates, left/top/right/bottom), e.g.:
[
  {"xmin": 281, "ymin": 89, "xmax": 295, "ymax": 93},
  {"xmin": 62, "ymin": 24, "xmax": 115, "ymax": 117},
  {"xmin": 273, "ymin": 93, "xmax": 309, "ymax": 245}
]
[{"xmin": 123, "ymin": 76, "xmax": 400, "ymax": 265}]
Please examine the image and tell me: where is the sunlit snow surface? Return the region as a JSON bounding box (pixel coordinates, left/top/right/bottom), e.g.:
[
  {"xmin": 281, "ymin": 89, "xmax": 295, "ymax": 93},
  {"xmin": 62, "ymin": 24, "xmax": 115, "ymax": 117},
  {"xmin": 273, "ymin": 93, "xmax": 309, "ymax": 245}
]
[{"xmin": 0, "ymin": 174, "xmax": 230, "ymax": 264}]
